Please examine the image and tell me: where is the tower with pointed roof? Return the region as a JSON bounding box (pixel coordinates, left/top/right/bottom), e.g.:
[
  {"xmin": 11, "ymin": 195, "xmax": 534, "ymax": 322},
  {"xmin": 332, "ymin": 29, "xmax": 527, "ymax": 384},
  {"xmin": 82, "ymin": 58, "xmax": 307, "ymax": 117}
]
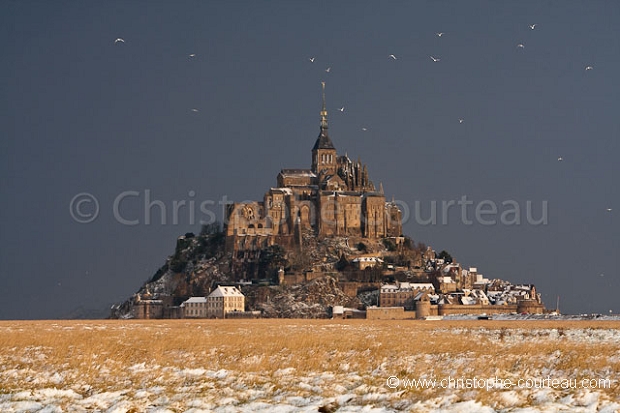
[
  {"xmin": 224, "ymin": 83, "xmax": 403, "ymax": 258},
  {"xmin": 311, "ymin": 82, "xmax": 338, "ymax": 176}
]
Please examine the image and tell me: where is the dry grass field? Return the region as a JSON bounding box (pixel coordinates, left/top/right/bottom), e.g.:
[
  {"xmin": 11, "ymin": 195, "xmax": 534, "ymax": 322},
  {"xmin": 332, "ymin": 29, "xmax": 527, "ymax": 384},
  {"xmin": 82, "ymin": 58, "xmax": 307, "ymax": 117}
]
[{"xmin": 1, "ymin": 319, "xmax": 619, "ymax": 412}]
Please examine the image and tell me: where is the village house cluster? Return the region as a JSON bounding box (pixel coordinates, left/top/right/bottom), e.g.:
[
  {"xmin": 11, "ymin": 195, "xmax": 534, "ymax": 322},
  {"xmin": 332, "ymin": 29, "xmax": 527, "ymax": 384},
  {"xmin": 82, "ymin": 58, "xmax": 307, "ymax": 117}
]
[
  {"xmin": 366, "ymin": 273, "xmax": 545, "ymax": 320},
  {"xmin": 132, "ymin": 286, "xmax": 257, "ymax": 319}
]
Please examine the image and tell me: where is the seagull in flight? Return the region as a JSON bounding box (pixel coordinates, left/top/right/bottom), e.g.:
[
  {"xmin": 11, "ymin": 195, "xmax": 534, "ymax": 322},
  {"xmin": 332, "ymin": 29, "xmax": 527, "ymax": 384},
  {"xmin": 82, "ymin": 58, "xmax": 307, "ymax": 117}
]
[
  {"xmin": 585, "ymin": 66, "xmax": 593, "ymax": 71},
  {"xmin": 517, "ymin": 43, "xmax": 525, "ymax": 49},
  {"xmin": 362, "ymin": 127, "xmax": 367, "ymax": 131},
  {"xmin": 389, "ymin": 54, "xmax": 397, "ymax": 60},
  {"xmin": 191, "ymin": 108, "xmax": 199, "ymax": 113},
  {"xmin": 606, "ymin": 208, "xmax": 613, "ymax": 212},
  {"xmin": 529, "ymin": 24, "xmax": 537, "ymax": 30},
  {"xmin": 338, "ymin": 106, "xmax": 345, "ymax": 112},
  {"xmin": 188, "ymin": 53, "xmax": 196, "ymax": 58},
  {"xmin": 430, "ymin": 56, "xmax": 440, "ymax": 62},
  {"xmin": 114, "ymin": 37, "xmax": 125, "ymax": 44},
  {"xmin": 436, "ymin": 32, "xmax": 444, "ymax": 37},
  {"xmin": 459, "ymin": 119, "xmax": 464, "ymax": 124},
  {"xmin": 325, "ymin": 67, "xmax": 331, "ymax": 73},
  {"xmin": 557, "ymin": 157, "xmax": 563, "ymax": 161},
  {"xmin": 308, "ymin": 57, "xmax": 315, "ymax": 63}
]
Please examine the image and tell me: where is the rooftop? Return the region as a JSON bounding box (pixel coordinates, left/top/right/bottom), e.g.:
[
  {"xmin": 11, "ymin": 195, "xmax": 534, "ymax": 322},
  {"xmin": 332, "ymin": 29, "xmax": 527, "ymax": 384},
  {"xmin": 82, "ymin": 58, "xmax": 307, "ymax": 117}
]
[{"xmin": 208, "ymin": 286, "xmax": 245, "ymax": 298}]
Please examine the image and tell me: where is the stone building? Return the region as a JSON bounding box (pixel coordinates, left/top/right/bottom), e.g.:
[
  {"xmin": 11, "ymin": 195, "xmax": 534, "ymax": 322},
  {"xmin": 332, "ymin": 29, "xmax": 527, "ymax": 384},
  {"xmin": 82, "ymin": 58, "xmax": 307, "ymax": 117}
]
[
  {"xmin": 224, "ymin": 83, "xmax": 403, "ymax": 255},
  {"xmin": 181, "ymin": 297, "xmax": 207, "ymax": 318},
  {"xmin": 379, "ymin": 282, "xmax": 435, "ymax": 310},
  {"xmin": 206, "ymin": 285, "xmax": 245, "ymax": 318}
]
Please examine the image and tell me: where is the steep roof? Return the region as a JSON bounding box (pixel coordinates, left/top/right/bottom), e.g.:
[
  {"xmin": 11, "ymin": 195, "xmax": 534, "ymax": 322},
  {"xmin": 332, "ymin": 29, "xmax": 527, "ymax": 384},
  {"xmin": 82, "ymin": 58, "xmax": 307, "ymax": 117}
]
[
  {"xmin": 313, "ymin": 81, "xmax": 336, "ymax": 151},
  {"xmin": 312, "ymin": 131, "xmax": 335, "ymax": 150},
  {"xmin": 208, "ymin": 286, "xmax": 244, "ymax": 298}
]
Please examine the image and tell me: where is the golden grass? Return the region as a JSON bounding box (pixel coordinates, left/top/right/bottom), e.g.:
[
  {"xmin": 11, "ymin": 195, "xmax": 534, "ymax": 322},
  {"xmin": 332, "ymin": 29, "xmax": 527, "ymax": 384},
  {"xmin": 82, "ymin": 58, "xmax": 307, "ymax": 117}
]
[{"xmin": 1, "ymin": 319, "xmax": 619, "ymax": 409}]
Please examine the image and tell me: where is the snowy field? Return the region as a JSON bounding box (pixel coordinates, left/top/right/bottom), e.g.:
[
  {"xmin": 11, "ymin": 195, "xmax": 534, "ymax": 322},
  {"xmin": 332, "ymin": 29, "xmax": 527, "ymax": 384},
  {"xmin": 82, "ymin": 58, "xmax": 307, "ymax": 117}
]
[{"xmin": 1, "ymin": 319, "xmax": 619, "ymax": 412}]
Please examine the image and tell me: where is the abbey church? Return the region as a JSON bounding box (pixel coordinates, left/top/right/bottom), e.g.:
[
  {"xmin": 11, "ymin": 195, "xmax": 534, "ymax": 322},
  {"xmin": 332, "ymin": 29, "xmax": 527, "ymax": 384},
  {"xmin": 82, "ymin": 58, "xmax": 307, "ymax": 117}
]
[{"xmin": 225, "ymin": 83, "xmax": 403, "ymax": 253}]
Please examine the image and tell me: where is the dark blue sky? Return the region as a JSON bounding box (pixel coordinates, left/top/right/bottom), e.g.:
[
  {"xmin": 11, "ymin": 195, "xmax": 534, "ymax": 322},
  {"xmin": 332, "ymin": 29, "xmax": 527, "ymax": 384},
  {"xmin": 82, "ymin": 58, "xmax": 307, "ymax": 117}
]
[{"xmin": 1, "ymin": 1, "xmax": 618, "ymax": 318}]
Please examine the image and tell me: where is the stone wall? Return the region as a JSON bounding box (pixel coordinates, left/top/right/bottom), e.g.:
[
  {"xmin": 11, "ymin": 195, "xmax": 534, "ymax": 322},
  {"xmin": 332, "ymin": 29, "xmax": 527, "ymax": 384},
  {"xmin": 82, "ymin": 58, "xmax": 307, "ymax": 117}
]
[
  {"xmin": 438, "ymin": 304, "xmax": 518, "ymax": 315},
  {"xmin": 366, "ymin": 306, "xmax": 416, "ymax": 320}
]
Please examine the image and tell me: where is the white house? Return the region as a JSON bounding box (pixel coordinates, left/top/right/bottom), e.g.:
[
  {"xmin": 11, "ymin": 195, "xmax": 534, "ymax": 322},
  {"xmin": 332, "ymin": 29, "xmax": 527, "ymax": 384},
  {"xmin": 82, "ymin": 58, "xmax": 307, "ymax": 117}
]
[{"xmin": 206, "ymin": 286, "xmax": 245, "ymax": 318}]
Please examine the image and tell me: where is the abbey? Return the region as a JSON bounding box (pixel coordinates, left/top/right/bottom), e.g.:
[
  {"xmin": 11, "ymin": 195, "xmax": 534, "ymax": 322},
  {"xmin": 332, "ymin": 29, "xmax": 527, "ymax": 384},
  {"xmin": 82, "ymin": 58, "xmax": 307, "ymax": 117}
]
[{"xmin": 224, "ymin": 83, "xmax": 402, "ymax": 253}]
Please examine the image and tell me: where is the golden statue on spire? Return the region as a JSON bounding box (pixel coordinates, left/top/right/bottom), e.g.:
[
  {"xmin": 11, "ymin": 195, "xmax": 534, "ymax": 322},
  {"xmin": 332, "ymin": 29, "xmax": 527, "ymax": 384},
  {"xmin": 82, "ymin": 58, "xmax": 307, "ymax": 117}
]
[{"xmin": 320, "ymin": 81, "xmax": 328, "ymax": 128}]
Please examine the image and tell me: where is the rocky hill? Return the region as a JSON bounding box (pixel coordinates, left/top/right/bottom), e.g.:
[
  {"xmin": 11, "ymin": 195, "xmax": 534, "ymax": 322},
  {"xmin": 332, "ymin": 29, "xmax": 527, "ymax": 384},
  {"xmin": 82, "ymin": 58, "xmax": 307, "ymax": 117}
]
[{"xmin": 110, "ymin": 224, "xmax": 430, "ymax": 319}]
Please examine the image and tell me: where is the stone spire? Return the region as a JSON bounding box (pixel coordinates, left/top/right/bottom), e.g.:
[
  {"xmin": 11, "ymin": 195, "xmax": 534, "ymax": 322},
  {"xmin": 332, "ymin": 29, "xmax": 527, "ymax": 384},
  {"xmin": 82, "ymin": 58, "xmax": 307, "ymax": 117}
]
[
  {"xmin": 320, "ymin": 81, "xmax": 328, "ymax": 131},
  {"xmin": 311, "ymin": 83, "xmax": 338, "ymax": 175},
  {"xmin": 312, "ymin": 81, "xmax": 335, "ymax": 151}
]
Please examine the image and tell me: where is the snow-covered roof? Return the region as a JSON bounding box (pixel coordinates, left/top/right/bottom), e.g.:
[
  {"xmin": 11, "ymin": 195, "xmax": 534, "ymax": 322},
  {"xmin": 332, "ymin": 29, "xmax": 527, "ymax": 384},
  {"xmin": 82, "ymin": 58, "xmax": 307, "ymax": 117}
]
[
  {"xmin": 279, "ymin": 169, "xmax": 316, "ymax": 178},
  {"xmin": 442, "ymin": 264, "xmax": 460, "ymax": 274},
  {"xmin": 398, "ymin": 282, "xmax": 435, "ymax": 291},
  {"xmin": 208, "ymin": 286, "xmax": 244, "ymax": 298},
  {"xmin": 410, "ymin": 283, "xmax": 435, "ymax": 291},
  {"xmin": 380, "ymin": 284, "xmax": 398, "ymax": 293},
  {"xmin": 352, "ymin": 257, "xmax": 383, "ymax": 263},
  {"xmin": 461, "ymin": 297, "xmax": 476, "ymax": 305},
  {"xmin": 381, "ymin": 283, "xmax": 434, "ymax": 293},
  {"xmin": 270, "ymin": 187, "xmax": 293, "ymax": 195},
  {"xmin": 183, "ymin": 297, "xmax": 207, "ymax": 304}
]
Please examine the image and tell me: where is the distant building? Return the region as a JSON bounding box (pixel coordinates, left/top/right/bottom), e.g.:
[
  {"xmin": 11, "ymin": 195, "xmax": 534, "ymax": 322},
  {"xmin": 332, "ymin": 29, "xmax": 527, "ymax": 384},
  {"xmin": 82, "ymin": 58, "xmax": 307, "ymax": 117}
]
[
  {"xmin": 206, "ymin": 286, "xmax": 245, "ymax": 318},
  {"xmin": 380, "ymin": 282, "xmax": 435, "ymax": 310},
  {"xmin": 352, "ymin": 256, "xmax": 384, "ymax": 270},
  {"xmin": 181, "ymin": 297, "xmax": 207, "ymax": 318}
]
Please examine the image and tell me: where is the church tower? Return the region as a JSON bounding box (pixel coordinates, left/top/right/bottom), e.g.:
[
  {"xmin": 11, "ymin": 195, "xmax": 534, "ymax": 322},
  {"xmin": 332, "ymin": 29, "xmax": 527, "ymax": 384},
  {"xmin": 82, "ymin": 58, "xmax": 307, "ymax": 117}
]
[{"xmin": 311, "ymin": 82, "xmax": 337, "ymax": 175}]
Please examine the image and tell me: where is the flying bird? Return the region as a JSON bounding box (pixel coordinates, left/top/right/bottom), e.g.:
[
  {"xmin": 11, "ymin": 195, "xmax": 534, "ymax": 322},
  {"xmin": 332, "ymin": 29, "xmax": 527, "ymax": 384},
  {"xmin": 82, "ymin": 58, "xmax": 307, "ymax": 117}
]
[
  {"xmin": 191, "ymin": 108, "xmax": 199, "ymax": 112},
  {"xmin": 389, "ymin": 54, "xmax": 397, "ymax": 60},
  {"xmin": 325, "ymin": 67, "xmax": 331, "ymax": 73},
  {"xmin": 585, "ymin": 66, "xmax": 593, "ymax": 71},
  {"xmin": 338, "ymin": 106, "xmax": 345, "ymax": 112},
  {"xmin": 362, "ymin": 127, "xmax": 367, "ymax": 131},
  {"xmin": 188, "ymin": 53, "xmax": 196, "ymax": 58},
  {"xmin": 606, "ymin": 208, "xmax": 613, "ymax": 212},
  {"xmin": 436, "ymin": 32, "xmax": 444, "ymax": 37},
  {"xmin": 529, "ymin": 24, "xmax": 537, "ymax": 30},
  {"xmin": 459, "ymin": 119, "xmax": 464, "ymax": 124},
  {"xmin": 517, "ymin": 43, "xmax": 525, "ymax": 49},
  {"xmin": 309, "ymin": 57, "xmax": 315, "ymax": 63},
  {"xmin": 114, "ymin": 38, "xmax": 125, "ymax": 44},
  {"xmin": 557, "ymin": 157, "xmax": 563, "ymax": 161},
  {"xmin": 430, "ymin": 56, "xmax": 440, "ymax": 62}
]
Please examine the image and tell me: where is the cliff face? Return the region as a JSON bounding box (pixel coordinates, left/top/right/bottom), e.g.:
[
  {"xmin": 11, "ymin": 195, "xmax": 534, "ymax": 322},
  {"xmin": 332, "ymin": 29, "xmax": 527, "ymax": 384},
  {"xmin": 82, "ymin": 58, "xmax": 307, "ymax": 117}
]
[{"xmin": 246, "ymin": 276, "xmax": 362, "ymax": 318}]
